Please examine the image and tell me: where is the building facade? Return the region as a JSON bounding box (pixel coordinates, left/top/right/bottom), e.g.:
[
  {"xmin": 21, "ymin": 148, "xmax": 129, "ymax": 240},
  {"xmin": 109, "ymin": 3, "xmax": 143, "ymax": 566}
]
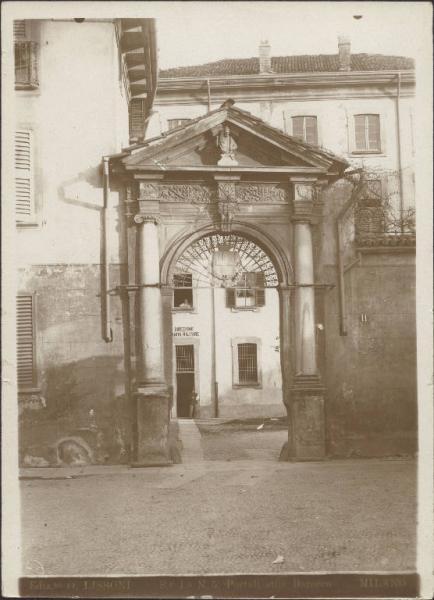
[
  {"xmin": 124, "ymin": 37, "xmax": 416, "ymax": 460},
  {"xmin": 14, "ymin": 18, "xmax": 157, "ymax": 466},
  {"xmin": 14, "ymin": 28, "xmax": 416, "ymax": 466}
]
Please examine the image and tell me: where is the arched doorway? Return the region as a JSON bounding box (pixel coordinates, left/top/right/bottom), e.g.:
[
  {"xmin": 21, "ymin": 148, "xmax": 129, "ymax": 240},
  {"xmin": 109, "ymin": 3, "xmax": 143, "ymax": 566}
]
[{"xmin": 165, "ymin": 231, "xmax": 289, "ymax": 421}]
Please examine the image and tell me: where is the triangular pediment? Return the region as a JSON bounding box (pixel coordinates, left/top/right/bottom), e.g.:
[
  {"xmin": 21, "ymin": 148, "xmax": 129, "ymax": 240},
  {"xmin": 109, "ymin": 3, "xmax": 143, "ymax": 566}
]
[{"xmin": 118, "ymin": 101, "xmax": 348, "ymax": 176}]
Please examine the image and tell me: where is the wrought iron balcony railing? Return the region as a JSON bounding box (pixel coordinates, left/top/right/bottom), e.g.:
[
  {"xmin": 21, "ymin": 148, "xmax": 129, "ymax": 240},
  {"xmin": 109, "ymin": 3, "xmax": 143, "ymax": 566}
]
[{"xmin": 15, "ymin": 41, "xmax": 38, "ymax": 89}]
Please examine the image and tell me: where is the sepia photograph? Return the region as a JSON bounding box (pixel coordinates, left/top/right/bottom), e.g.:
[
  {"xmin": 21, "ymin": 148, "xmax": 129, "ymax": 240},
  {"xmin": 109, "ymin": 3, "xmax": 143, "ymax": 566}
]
[{"xmin": 1, "ymin": 1, "xmax": 433, "ymax": 598}]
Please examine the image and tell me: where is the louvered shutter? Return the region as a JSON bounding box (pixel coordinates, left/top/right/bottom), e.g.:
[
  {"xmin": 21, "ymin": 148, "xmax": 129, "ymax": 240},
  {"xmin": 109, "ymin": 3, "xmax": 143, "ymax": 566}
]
[
  {"xmin": 304, "ymin": 117, "xmax": 318, "ymax": 145},
  {"xmin": 226, "ymin": 288, "xmax": 236, "ymax": 308},
  {"xmin": 255, "ymin": 272, "xmax": 265, "ymax": 307},
  {"xmin": 129, "ymin": 98, "xmax": 146, "ymax": 141},
  {"xmin": 354, "ymin": 115, "xmax": 366, "ymax": 150},
  {"xmin": 14, "ymin": 20, "xmax": 27, "ymax": 40},
  {"xmin": 292, "ymin": 116, "xmax": 304, "ymax": 140},
  {"xmin": 15, "ymin": 130, "xmax": 34, "ymax": 222},
  {"xmin": 17, "ymin": 295, "xmax": 35, "ymax": 388},
  {"xmin": 367, "ymin": 114, "xmax": 381, "ymax": 151}
]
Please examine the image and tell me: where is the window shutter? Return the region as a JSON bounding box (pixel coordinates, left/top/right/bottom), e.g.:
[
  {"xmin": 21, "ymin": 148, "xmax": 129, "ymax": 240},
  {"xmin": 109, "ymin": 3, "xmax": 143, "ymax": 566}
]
[
  {"xmin": 226, "ymin": 288, "xmax": 235, "ymax": 308},
  {"xmin": 14, "ymin": 20, "xmax": 27, "ymax": 40},
  {"xmin": 305, "ymin": 117, "xmax": 318, "ymax": 145},
  {"xmin": 17, "ymin": 295, "xmax": 35, "ymax": 388},
  {"xmin": 291, "ymin": 116, "xmax": 304, "ymax": 140},
  {"xmin": 129, "ymin": 98, "xmax": 146, "ymax": 141},
  {"xmin": 15, "ymin": 130, "xmax": 34, "ymax": 222},
  {"xmin": 367, "ymin": 114, "xmax": 381, "ymax": 150},
  {"xmin": 255, "ymin": 273, "xmax": 265, "ymax": 307},
  {"xmin": 354, "ymin": 115, "xmax": 366, "ymax": 150}
]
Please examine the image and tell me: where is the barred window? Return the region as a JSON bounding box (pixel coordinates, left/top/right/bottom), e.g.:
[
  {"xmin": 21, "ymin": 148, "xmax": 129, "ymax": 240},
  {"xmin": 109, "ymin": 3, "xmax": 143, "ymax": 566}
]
[
  {"xmin": 238, "ymin": 344, "xmax": 258, "ymax": 384},
  {"xmin": 292, "ymin": 116, "xmax": 318, "ymax": 145},
  {"xmin": 232, "ymin": 338, "xmax": 261, "ymax": 387},
  {"xmin": 175, "ymin": 345, "xmax": 195, "ymax": 372},
  {"xmin": 354, "ymin": 114, "xmax": 381, "ymax": 152}
]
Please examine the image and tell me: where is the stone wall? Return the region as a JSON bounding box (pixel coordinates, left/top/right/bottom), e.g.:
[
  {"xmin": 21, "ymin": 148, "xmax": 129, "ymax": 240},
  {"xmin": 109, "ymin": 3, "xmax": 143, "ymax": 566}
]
[{"xmin": 18, "ymin": 264, "xmax": 132, "ymax": 467}]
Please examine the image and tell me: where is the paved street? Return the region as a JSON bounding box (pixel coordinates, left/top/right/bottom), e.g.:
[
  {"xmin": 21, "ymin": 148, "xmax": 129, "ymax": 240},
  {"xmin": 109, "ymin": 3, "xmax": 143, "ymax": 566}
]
[{"xmin": 20, "ymin": 421, "xmax": 416, "ymax": 576}]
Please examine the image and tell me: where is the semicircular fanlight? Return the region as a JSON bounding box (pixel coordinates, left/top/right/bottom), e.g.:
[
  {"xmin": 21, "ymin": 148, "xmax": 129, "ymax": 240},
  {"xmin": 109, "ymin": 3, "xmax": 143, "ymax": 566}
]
[{"xmin": 173, "ymin": 234, "xmax": 278, "ymax": 288}]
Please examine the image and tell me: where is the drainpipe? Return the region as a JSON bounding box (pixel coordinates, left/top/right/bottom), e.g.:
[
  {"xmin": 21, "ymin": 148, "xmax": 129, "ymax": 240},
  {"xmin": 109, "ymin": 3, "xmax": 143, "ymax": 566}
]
[
  {"xmin": 101, "ymin": 156, "xmax": 113, "ymax": 342},
  {"xmin": 336, "ymin": 169, "xmax": 363, "ymax": 336},
  {"xmin": 395, "ymin": 72, "xmax": 405, "ymax": 232}
]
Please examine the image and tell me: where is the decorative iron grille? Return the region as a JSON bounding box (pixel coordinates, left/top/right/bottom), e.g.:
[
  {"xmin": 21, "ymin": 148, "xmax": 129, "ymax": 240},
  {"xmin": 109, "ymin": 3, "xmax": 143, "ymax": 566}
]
[
  {"xmin": 238, "ymin": 343, "xmax": 258, "ymax": 384},
  {"xmin": 176, "ymin": 345, "xmax": 194, "ymax": 372},
  {"xmin": 173, "ymin": 234, "xmax": 278, "ymax": 288}
]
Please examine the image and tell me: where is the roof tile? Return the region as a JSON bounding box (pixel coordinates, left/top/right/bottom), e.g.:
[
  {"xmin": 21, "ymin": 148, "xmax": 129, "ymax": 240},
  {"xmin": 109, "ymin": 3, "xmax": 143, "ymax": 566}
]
[{"xmin": 159, "ymin": 53, "xmax": 414, "ymax": 78}]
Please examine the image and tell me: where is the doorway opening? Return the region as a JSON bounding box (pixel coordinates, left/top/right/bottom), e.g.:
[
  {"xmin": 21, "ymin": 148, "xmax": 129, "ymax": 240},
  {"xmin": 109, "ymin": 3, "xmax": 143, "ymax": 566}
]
[{"xmin": 175, "ymin": 345, "xmax": 195, "ymax": 418}]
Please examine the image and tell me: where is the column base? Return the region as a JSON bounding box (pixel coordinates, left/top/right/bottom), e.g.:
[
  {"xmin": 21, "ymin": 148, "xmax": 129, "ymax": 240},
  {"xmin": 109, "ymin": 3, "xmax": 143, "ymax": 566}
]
[
  {"xmin": 133, "ymin": 383, "xmax": 172, "ymax": 467},
  {"xmin": 286, "ymin": 375, "xmax": 326, "ymax": 461}
]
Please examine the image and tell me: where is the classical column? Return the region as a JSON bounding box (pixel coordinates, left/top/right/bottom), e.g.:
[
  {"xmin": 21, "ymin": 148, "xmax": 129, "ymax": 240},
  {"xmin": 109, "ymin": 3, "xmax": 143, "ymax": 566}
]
[
  {"xmin": 132, "ymin": 179, "xmax": 171, "ymax": 467},
  {"xmin": 288, "ymin": 177, "xmax": 326, "ymax": 460}
]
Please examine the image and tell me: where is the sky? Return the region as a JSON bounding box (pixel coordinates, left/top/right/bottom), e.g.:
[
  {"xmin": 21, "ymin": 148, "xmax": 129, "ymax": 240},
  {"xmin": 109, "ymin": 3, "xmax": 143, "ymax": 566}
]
[
  {"xmin": 150, "ymin": 2, "xmax": 427, "ymax": 69},
  {"xmin": 5, "ymin": 1, "xmax": 431, "ymax": 69}
]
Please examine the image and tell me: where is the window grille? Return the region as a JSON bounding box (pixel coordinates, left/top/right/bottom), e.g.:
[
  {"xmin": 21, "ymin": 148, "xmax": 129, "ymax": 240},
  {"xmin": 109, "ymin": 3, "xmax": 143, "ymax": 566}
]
[
  {"xmin": 168, "ymin": 119, "xmax": 191, "ymax": 131},
  {"xmin": 17, "ymin": 295, "xmax": 36, "ymax": 388},
  {"xmin": 292, "ymin": 116, "xmax": 318, "ymax": 145},
  {"xmin": 176, "ymin": 345, "xmax": 194, "ymax": 372},
  {"xmin": 238, "ymin": 343, "xmax": 258, "ymax": 384},
  {"xmin": 354, "ymin": 114, "xmax": 381, "ymax": 152},
  {"xmin": 173, "ymin": 273, "xmax": 194, "ymax": 309},
  {"xmin": 15, "ymin": 130, "xmax": 35, "ymax": 222}
]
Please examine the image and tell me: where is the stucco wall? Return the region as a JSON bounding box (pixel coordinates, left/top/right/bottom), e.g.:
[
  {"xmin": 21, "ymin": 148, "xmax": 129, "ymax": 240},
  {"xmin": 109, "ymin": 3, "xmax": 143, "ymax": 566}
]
[{"xmin": 172, "ymin": 288, "xmax": 284, "ymax": 419}]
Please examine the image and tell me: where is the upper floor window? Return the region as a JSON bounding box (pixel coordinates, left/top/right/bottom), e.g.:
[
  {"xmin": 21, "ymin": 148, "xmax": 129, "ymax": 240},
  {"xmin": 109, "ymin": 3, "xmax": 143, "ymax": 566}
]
[
  {"xmin": 129, "ymin": 99, "xmax": 146, "ymax": 142},
  {"xmin": 15, "ymin": 130, "xmax": 35, "ymax": 224},
  {"xmin": 17, "ymin": 294, "xmax": 37, "ymax": 389},
  {"xmin": 14, "ymin": 20, "xmax": 38, "ymax": 90},
  {"xmin": 354, "ymin": 114, "xmax": 381, "ymax": 152},
  {"xmin": 292, "ymin": 116, "xmax": 318, "ymax": 145},
  {"xmin": 226, "ymin": 272, "xmax": 265, "ymax": 310},
  {"xmin": 173, "ymin": 273, "xmax": 194, "ymax": 310},
  {"xmin": 167, "ymin": 119, "xmax": 191, "ymax": 131}
]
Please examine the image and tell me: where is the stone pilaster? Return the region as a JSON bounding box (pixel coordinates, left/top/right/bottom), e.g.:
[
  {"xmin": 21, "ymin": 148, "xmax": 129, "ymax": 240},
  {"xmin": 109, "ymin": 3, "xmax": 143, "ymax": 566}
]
[
  {"xmin": 132, "ymin": 179, "xmax": 171, "ymax": 467},
  {"xmin": 288, "ymin": 177, "xmax": 326, "ymax": 460}
]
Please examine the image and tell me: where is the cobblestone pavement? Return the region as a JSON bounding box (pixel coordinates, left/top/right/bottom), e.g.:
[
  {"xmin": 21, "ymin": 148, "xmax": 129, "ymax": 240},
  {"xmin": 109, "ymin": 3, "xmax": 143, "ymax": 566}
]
[{"xmin": 20, "ymin": 424, "xmax": 416, "ymax": 577}]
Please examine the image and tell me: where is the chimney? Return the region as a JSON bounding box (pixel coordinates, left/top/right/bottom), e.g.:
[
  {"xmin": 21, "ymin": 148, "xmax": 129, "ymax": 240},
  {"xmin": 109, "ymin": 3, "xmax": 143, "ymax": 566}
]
[
  {"xmin": 338, "ymin": 36, "xmax": 351, "ymax": 71},
  {"xmin": 259, "ymin": 40, "xmax": 272, "ymax": 73}
]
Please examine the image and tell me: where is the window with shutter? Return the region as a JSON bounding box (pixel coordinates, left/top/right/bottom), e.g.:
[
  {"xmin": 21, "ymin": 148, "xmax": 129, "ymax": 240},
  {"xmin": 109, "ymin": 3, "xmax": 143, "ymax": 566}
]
[
  {"xmin": 14, "ymin": 20, "xmax": 27, "ymax": 40},
  {"xmin": 15, "ymin": 130, "xmax": 35, "ymax": 223},
  {"xmin": 291, "ymin": 116, "xmax": 318, "ymax": 145},
  {"xmin": 226, "ymin": 272, "xmax": 265, "ymax": 309},
  {"xmin": 354, "ymin": 114, "xmax": 381, "ymax": 152},
  {"xmin": 129, "ymin": 98, "xmax": 146, "ymax": 141},
  {"xmin": 17, "ymin": 295, "xmax": 36, "ymax": 389}
]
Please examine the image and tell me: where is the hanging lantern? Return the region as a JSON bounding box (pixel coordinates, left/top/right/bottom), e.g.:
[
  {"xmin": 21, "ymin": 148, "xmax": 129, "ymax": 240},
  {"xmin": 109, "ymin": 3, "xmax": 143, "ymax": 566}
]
[{"xmin": 211, "ymin": 244, "xmax": 241, "ymax": 287}]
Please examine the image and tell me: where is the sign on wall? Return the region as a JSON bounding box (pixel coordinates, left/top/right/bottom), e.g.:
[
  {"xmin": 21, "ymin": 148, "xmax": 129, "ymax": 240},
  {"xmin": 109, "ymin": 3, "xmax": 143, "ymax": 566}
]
[{"xmin": 173, "ymin": 326, "xmax": 199, "ymax": 337}]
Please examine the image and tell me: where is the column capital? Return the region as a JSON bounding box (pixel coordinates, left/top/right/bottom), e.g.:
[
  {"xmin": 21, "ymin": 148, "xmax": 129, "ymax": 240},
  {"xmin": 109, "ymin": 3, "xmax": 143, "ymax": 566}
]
[
  {"xmin": 290, "ymin": 180, "xmax": 317, "ymax": 223},
  {"xmin": 134, "ymin": 213, "xmax": 160, "ymax": 225}
]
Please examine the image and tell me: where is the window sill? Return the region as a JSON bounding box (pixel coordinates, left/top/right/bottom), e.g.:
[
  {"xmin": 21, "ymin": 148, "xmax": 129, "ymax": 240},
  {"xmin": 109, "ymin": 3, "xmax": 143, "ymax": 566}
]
[
  {"xmin": 172, "ymin": 307, "xmax": 197, "ymax": 314},
  {"xmin": 230, "ymin": 307, "xmax": 260, "ymax": 312},
  {"xmin": 233, "ymin": 383, "xmax": 262, "ymax": 389},
  {"xmin": 350, "ymin": 150, "xmax": 383, "ymax": 156}
]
